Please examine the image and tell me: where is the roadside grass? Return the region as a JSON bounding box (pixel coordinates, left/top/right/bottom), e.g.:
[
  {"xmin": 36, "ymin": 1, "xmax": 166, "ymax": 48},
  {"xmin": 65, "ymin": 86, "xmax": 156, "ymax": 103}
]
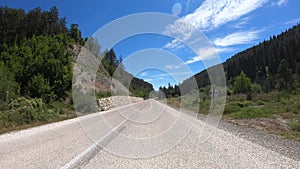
[
  {"xmin": 166, "ymin": 91, "xmax": 300, "ymax": 140},
  {"xmin": 50, "ymin": 101, "xmax": 75, "ymax": 117},
  {"xmin": 225, "ymin": 92, "xmax": 300, "ymax": 118},
  {"xmin": 288, "ymin": 113, "xmax": 300, "ymax": 132},
  {"xmin": 280, "ymin": 133, "xmax": 300, "ymax": 141},
  {"xmin": 166, "ymin": 90, "xmax": 210, "ymax": 113},
  {"xmin": 0, "ymin": 115, "xmax": 76, "ymax": 135},
  {"xmin": 167, "ymin": 97, "xmax": 181, "ymax": 109},
  {"xmin": 228, "ymin": 107, "xmax": 267, "ymax": 119}
]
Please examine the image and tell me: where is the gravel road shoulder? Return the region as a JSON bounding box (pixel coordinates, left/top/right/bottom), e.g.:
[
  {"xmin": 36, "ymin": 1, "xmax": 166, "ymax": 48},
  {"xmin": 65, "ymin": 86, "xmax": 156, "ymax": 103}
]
[{"xmin": 191, "ymin": 110, "xmax": 300, "ymax": 161}]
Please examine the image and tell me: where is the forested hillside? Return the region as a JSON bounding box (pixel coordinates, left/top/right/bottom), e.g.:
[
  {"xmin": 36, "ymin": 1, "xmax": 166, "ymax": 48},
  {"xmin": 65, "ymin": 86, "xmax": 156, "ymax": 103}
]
[
  {"xmin": 0, "ymin": 6, "xmax": 84, "ymax": 131},
  {"xmin": 0, "ymin": 6, "xmax": 153, "ymax": 132},
  {"xmin": 101, "ymin": 48, "xmax": 154, "ymax": 99},
  {"xmin": 180, "ymin": 24, "xmax": 300, "ymax": 93},
  {"xmin": 162, "ymin": 24, "xmax": 300, "ymax": 139},
  {"xmin": 0, "ymin": 6, "xmax": 83, "ymax": 101}
]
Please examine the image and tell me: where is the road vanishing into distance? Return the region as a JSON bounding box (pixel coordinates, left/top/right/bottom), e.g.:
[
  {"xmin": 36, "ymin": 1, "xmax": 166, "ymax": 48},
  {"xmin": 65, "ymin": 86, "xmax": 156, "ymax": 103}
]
[{"xmin": 0, "ymin": 100, "xmax": 299, "ymax": 169}]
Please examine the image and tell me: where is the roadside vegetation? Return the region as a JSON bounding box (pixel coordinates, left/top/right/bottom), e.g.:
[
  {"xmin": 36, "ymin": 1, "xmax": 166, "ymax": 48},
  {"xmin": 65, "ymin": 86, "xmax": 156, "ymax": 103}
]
[
  {"xmin": 162, "ymin": 24, "xmax": 300, "ymax": 141},
  {"xmin": 0, "ymin": 6, "xmax": 79, "ymax": 133},
  {"xmin": 166, "ymin": 88, "xmax": 300, "ymax": 141},
  {"xmin": 0, "ymin": 6, "xmax": 153, "ymax": 134}
]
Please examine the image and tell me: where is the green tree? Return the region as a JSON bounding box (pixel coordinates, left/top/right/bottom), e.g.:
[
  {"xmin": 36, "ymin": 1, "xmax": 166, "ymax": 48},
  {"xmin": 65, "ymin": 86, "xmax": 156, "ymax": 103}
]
[
  {"xmin": 28, "ymin": 74, "xmax": 51, "ymax": 101},
  {"xmin": 0, "ymin": 6, "xmax": 69, "ymax": 48},
  {"xmin": 0, "ymin": 62, "xmax": 20, "ymax": 104},
  {"xmin": 296, "ymin": 63, "xmax": 300, "ymax": 82},
  {"xmin": 0, "ymin": 35, "xmax": 73, "ymax": 100},
  {"xmin": 233, "ymin": 71, "xmax": 252, "ymax": 99},
  {"xmin": 278, "ymin": 59, "xmax": 292, "ymax": 90},
  {"xmin": 69, "ymin": 24, "xmax": 82, "ymax": 44},
  {"xmin": 119, "ymin": 55, "xmax": 124, "ymax": 70},
  {"xmin": 102, "ymin": 49, "xmax": 118, "ymax": 76},
  {"xmin": 264, "ymin": 66, "xmax": 271, "ymax": 92}
]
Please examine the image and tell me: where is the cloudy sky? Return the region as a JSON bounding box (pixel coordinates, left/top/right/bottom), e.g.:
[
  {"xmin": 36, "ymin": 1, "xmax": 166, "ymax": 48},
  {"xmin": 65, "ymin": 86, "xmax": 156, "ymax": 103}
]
[{"xmin": 1, "ymin": 0, "xmax": 299, "ymax": 89}]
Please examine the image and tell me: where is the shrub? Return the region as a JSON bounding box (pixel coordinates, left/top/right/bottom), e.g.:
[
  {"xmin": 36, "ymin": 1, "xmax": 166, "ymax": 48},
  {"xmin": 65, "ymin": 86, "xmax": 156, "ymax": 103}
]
[
  {"xmin": 1, "ymin": 97, "xmax": 60, "ymax": 128},
  {"xmin": 228, "ymin": 107, "xmax": 266, "ymax": 119},
  {"xmin": 289, "ymin": 120, "xmax": 300, "ymax": 132},
  {"xmin": 233, "ymin": 71, "xmax": 252, "ymax": 96}
]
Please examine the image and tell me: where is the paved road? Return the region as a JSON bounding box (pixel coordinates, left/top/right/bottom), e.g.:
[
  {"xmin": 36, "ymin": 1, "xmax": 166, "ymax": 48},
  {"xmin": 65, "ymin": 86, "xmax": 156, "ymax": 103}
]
[
  {"xmin": 0, "ymin": 103, "xmax": 129, "ymax": 168},
  {"xmin": 0, "ymin": 100, "xmax": 299, "ymax": 168}
]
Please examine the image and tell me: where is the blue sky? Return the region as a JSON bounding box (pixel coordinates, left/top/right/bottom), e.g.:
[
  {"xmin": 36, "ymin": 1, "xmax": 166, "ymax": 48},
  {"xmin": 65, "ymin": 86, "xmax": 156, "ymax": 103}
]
[{"xmin": 1, "ymin": 0, "xmax": 300, "ymax": 90}]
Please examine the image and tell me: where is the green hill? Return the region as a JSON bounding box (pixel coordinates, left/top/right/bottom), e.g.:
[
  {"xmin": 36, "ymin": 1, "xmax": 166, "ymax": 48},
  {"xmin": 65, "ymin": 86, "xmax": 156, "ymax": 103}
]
[{"xmin": 181, "ymin": 24, "xmax": 300, "ymax": 92}]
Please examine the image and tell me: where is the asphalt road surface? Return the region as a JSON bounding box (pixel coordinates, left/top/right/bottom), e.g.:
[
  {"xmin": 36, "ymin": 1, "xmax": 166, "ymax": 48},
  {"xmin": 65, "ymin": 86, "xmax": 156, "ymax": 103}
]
[{"xmin": 0, "ymin": 100, "xmax": 299, "ymax": 169}]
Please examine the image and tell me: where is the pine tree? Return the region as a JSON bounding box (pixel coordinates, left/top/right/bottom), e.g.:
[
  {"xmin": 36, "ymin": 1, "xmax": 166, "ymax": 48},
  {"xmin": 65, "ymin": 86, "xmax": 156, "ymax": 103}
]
[
  {"xmin": 296, "ymin": 63, "xmax": 300, "ymax": 82},
  {"xmin": 69, "ymin": 24, "xmax": 82, "ymax": 44},
  {"xmin": 278, "ymin": 59, "xmax": 292, "ymax": 90}
]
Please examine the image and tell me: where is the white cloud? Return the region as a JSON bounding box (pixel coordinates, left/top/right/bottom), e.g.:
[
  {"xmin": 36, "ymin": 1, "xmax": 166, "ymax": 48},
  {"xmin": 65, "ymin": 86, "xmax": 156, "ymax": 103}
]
[
  {"xmin": 163, "ymin": 0, "xmax": 268, "ymax": 52},
  {"xmin": 214, "ymin": 30, "xmax": 261, "ymax": 47},
  {"xmin": 272, "ymin": 0, "xmax": 288, "ymax": 7},
  {"xmin": 144, "ymin": 78, "xmax": 154, "ymax": 82},
  {"xmin": 163, "ymin": 20, "xmax": 198, "ymax": 50},
  {"xmin": 285, "ymin": 17, "xmax": 300, "ymax": 25},
  {"xmin": 215, "ymin": 47, "xmax": 235, "ymax": 53},
  {"xmin": 185, "ymin": 47, "xmax": 217, "ymax": 64},
  {"xmin": 139, "ymin": 71, "xmax": 149, "ymax": 77},
  {"xmin": 185, "ymin": 47, "xmax": 234, "ymax": 64},
  {"xmin": 231, "ymin": 17, "xmax": 251, "ymax": 29},
  {"xmin": 183, "ymin": 0, "xmax": 268, "ymax": 30},
  {"xmin": 163, "ymin": 39, "xmax": 185, "ymax": 51},
  {"xmin": 165, "ymin": 63, "xmax": 184, "ymax": 70},
  {"xmin": 150, "ymin": 73, "xmax": 168, "ymax": 78},
  {"xmin": 149, "ymin": 72, "xmax": 190, "ymax": 78},
  {"xmin": 168, "ymin": 72, "xmax": 191, "ymax": 77}
]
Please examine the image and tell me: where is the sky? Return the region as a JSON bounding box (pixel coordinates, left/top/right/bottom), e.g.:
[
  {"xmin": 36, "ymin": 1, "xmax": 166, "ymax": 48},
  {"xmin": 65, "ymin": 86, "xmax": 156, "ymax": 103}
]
[{"xmin": 1, "ymin": 0, "xmax": 300, "ymax": 90}]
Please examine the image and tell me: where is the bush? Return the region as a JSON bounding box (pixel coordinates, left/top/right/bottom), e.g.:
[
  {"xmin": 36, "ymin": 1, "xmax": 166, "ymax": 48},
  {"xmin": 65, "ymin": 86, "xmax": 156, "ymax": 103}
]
[
  {"xmin": 223, "ymin": 102, "xmax": 241, "ymax": 114},
  {"xmin": 0, "ymin": 97, "xmax": 60, "ymax": 128},
  {"xmin": 289, "ymin": 120, "xmax": 300, "ymax": 132},
  {"xmin": 233, "ymin": 71, "xmax": 253, "ymax": 100},
  {"xmin": 0, "ymin": 62, "xmax": 20, "ymax": 104},
  {"xmin": 252, "ymin": 83, "xmax": 262, "ymax": 94},
  {"xmin": 228, "ymin": 107, "xmax": 266, "ymax": 119},
  {"xmin": 28, "ymin": 74, "xmax": 52, "ymax": 102}
]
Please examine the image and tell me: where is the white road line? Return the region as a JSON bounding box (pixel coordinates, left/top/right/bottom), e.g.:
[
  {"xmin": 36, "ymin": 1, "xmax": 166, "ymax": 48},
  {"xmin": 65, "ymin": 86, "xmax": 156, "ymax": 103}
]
[
  {"xmin": 61, "ymin": 101, "xmax": 143, "ymax": 169},
  {"xmin": 62, "ymin": 100, "xmax": 198, "ymax": 168},
  {"xmin": 61, "ymin": 118, "xmax": 128, "ymax": 169}
]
